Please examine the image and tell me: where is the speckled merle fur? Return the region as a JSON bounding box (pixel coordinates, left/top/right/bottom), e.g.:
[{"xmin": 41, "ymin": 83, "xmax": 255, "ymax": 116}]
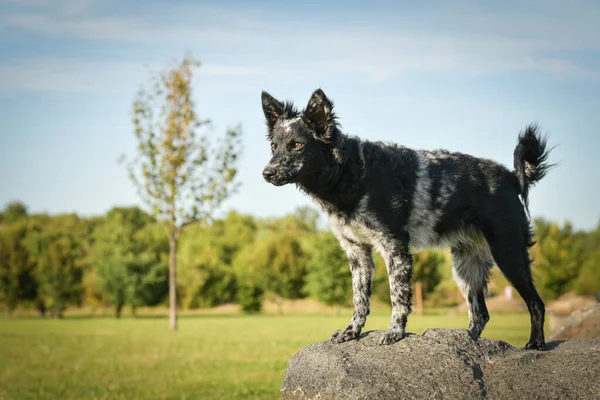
[{"xmin": 261, "ymin": 89, "xmax": 552, "ymax": 350}]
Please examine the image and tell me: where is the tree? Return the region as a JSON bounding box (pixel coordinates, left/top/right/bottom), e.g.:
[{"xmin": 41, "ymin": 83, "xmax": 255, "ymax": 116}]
[
  {"xmin": 2, "ymin": 201, "xmax": 28, "ymax": 224},
  {"xmin": 574, "ymin": 249, "xmax": 600, "ymax": 296},
  {"xmin": 0, "ymin": 221, "xmax": 37, "ymax": 314},
  {"xmin": 413, "ymin": 250, "xmax": 444, "ymax": 299},
  {"xmin": 233, "ymin": 233, "xmax": 307, "ymax": 314},
  {"xmin": 93, "ymin": 207, "xmax": 163, "ymax": 318},
  {"xmin": 412, "ymin": 250, "xmax": 444, "ymax": 313},
  {"xmin": 573, "ymin": 222, "xmax": 600, "ymax": 296},
  {"xmin": 25, "ymin": 215, "xmax": 88, "ymax": 318},
  {"xmin": 132, "ymin": 222, "xmax": 169, "ymax": 309},
  {"xmin": 303, "ymin": 232, "xmax": 352, "ymax": 315},
  {"xmin": 178, "ymin": 212, "xmax": 256, "ymax": 309},
  {"xmin": 124, "ymin": 54, "xmax": 243, "ymax": 330},
  {"xmin": 263, "ymin": 235, "xmax": 307, "ymax": 311},
  {"xmin": 531, "ymin": 219, "xmax": 585, "ymax": 300},
  {"xmin": 232, "ymin": 244, "xmax": 265, "ymax": 313}
]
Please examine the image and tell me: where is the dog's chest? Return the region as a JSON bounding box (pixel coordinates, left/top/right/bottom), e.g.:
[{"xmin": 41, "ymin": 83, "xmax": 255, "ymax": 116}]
[{"xmin": 328, "ymin": 213, "xmax": 379, "ymax": 246}]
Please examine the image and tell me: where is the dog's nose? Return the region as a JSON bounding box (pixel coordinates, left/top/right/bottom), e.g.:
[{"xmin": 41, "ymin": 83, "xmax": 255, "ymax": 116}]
[{"xmin": 262, "ymin": 168, "xmax": 275, "ymax": 181}]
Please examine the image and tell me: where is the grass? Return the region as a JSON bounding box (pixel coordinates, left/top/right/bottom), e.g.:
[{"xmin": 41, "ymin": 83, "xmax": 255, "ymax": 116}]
[{"xmin": 0, "ymin": 310, "xmax": 538, "ymax": 400}]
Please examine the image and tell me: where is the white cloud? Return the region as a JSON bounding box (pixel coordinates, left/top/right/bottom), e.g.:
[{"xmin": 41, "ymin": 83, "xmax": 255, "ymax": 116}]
[
  {"xmin": 0, "ymin": 58, "xmax": 268, "ymax": 94},
  {"xmin": 0, "ymin": 0, "xmax": 598, "ymax": 92}
]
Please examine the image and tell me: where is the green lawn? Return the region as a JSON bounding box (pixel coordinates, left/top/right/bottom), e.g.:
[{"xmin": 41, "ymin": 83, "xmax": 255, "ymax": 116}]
[{"xmin": 0, "ymin": 311, "xmax": 536, "ymax": 400}]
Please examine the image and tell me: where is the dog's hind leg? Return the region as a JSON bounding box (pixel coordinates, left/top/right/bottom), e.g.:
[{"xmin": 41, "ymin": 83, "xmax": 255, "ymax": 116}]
[
  {"xmin": 487, "ymin": 233, "xmax": 546, "ymax": 350},
  {"xmin": 451, "ymin": 242, "xmax": 494, "ymax": 339},
  {"xmin": 330, "ymin": 240, "xmax": 374, "ymax": 343}
]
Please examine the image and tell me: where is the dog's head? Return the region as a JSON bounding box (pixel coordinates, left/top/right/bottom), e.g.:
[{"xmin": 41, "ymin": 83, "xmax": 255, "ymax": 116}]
[{"xmin": 261, "ymin": 89, "xmax": 341, "ymax": 186}]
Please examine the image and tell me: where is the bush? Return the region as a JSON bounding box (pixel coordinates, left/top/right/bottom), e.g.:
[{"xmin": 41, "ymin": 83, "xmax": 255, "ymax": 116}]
[{"xmin": 238, "ymin": 284, "xmax": 263, "ymax": 313}]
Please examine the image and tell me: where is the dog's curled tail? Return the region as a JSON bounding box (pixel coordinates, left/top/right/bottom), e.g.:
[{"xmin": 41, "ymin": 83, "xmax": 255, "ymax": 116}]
[{"xmin": 513, "ymin": 123, "xmax": 553, "ymax": 215}]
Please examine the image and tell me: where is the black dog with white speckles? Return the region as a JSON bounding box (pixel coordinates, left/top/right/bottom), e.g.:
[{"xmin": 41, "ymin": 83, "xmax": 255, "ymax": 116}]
[{"xmin": 261, "ymin": 89, "xmax": 552, "ymax": 350}]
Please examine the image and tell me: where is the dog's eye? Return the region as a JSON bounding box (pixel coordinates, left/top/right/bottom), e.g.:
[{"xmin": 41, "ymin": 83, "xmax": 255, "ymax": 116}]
[
  {"xmin": 294, "ymin": 142, "xmax": 304, "ymax": 150},
  {"xmin": 271, "ymin": 143, "xmax": 277, "ymax": 152}
]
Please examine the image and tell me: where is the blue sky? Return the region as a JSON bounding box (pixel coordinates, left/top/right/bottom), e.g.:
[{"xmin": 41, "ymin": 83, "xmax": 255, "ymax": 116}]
[{"xmin": 0, "ymin": 0, "xmax": 599, "ymax": 230}]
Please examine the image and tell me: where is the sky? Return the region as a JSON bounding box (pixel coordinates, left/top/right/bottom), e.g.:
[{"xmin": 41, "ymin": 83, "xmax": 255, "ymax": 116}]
[{"xmin": 0, "ymin": 0, "xmax": 599, "ymax": 230}]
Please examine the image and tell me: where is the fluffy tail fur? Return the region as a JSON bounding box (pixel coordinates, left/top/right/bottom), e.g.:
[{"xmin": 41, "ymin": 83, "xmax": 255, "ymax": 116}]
[{"xmin": 513, "ymin": 124, "xmax": 553, "ymax": 216}]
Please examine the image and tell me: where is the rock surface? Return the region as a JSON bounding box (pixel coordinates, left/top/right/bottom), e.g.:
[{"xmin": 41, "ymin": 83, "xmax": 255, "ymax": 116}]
[
  {"xmin": 548, "ymin": 303, "xmax": 600, "ymax": 341},
  {"xmin": 281, "ymin": 329, "xmax": 600, "ymax": 400}
]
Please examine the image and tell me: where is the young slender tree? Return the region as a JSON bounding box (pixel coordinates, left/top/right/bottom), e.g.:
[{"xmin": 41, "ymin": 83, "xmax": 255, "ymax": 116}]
[{"xmin": 124, "ymin": 55, "xmax": 242, "ymax": 331}]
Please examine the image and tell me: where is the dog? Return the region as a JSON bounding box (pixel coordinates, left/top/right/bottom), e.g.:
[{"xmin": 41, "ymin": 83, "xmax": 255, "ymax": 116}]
[{"xmin": 260, "ymin": 88, "xmax": 552, "ymax": 350}]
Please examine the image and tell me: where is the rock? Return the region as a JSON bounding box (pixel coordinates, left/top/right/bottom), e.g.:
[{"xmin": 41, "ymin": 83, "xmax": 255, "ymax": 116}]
[
  {"xmin": 281, "ymin": 329, "xmax": 600, "ymax": 400},
  {"xmin": 546, "ymin": 294, "xmax": 596, "ymax": 332},
  {"xmin": 548, "ymin": 303, "xmax": 600, "ymax": 341},
  {"xmin": 546, "ymin": 294, "xmax": 596, "ymax": 315}
]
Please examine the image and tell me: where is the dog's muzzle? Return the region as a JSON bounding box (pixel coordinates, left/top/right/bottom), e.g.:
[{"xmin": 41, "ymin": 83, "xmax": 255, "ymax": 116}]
[{"xmin": 262, "ymin": 164, "xmax": 289, "ymax": 186}]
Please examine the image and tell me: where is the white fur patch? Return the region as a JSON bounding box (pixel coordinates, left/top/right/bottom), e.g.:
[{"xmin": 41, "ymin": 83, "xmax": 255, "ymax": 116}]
[
  {"xmin": 328, "ymin": 195, "xmax": 387, "ymax": 251},
  {"xmin": 279, "ymin": 117, "xmax": 301, "ymax": 132},
  {"xmin": 452, "ymin": 239, "xmax": 494, "ymax": 296},
  {"xmin": 407, "ymin": 154, "xmax": 455, "ymax": 249}
]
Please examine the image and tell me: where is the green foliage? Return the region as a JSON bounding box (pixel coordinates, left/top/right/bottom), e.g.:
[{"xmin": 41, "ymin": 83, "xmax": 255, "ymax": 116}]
[
  {"xmin": 413, "ymin": 250, "xmax": 444, "ymax": 299},
  {"xmin": 574, "ymin": 250, "xmax": 600, "ymax": 296},
  {"xmin": 265, "ymin": 235, "xmax": 307, "ymax": 300},
  {"xmin": 93, "ymin": 207, "xmax": 168, "ymax": 317},
  {"xmin": 426, "ymin": 280, "xmax": 461, "ymax": 308},
  {"xmin": 372, "ymin": 253, "xmax": 390, "ymax": 304},
  {"xmin": 24, "ymin": 214, "xmax": 90, "ymax": 317},
  {"xmin": 2, "ymin": 201, "xmax": 28, "ymax": 224},
  {"xmin": 126, "ymin": 55, "xmax": 243, "ymax": 226},
  {"xmin": 0, "ymin": 221, "xmax": 37, "ymax": 313},
  {"xmin": 237, "ymin": 283, "xmax": 264, "ymax": 313},
  {"xmin": 2, "ymin": 196, "xmax": 597, "ymax": 318},
  {"xmin": 233, "ymin": 233, "xmax": 307, "ymax": 313},
  {"xmin": 531, "ymin": 219, "xmax": 586, "ymax": 300},
  {"xmin": 303, "ymin": 232, "xmax": 352, "ymax": 308},
  {"xmin": 178, "ymin": 212, "xmax": 256, "ymax": 308},
  {"xmin": 573, "ymin": 223, "xmax": 600, "ymax": 296}
]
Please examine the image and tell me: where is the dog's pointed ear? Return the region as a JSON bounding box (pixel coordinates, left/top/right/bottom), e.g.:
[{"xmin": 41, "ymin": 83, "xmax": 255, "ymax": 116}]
[
  {"xmin": 261, "ymin": 91, "xmax": 284, "ymax": 136},
  {"xmin": 304, "ymin": 88, "xmax": 337, "ymax": 142}
]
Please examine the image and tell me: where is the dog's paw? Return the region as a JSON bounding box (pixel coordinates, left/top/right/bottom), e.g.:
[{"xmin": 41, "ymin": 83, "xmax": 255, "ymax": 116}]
[
  {"xmin": 467, "ymin": 328, "xmax": 482, "ymax": 341},
  {"xmin": 330, "ymin": 326, "xmax": 359, "ymax": 343},
  {"xmin": 524, "ymin": 340, "xmax": 545, "ymax": 351},
  {"xmin": 379, "ymin": 329, "xmax": 405, "ymax": 345}
]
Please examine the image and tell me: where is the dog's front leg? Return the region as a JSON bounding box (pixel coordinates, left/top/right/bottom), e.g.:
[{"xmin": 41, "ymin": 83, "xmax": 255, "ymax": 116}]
[
  {"xmin": 379, "ymin": 236, "xmax": 412, "ymax": 345},
  {"xmin": 330, "ymin": 241, "xmax": 374, "ymax": 343}
]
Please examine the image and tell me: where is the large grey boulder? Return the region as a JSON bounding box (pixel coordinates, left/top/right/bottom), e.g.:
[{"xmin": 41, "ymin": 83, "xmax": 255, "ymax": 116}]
[{"xmin": 281, "ymin": 329, "xmax": 600, "ymax": 400}]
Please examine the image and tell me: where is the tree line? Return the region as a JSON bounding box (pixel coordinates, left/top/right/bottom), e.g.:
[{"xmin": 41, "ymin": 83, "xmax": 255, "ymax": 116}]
[{"xmin": 1, "ymin": 200, "xmax": 598, "ymax": 318}]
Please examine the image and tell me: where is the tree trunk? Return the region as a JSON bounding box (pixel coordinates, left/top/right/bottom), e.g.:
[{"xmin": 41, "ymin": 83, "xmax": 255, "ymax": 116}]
[
  {"xmin": 116, "ymin": 303, "xmax": 123, "ymax": 319},
  {"xmin": 169, "ymin": 227, "xmax": 178, "ymax": 331}
]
